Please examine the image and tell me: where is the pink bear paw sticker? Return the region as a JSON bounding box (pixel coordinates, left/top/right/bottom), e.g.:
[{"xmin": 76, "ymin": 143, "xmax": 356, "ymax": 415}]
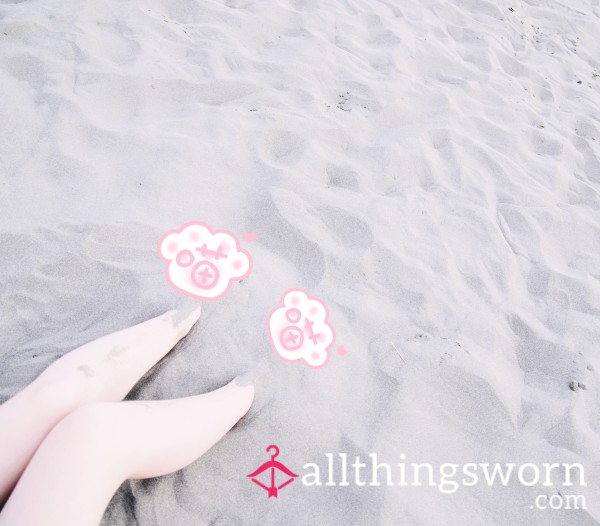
[
  {"xmin": 159, "ymin": 222, "xmax": 252, "ymax": 300},
  {"xmin": 268, "ymin": 289, "xmax": 335, "ymax": 369}
]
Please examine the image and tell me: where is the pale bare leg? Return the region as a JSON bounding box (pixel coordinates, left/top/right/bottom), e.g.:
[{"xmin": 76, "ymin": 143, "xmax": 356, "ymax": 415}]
[
  {"xmin": 0, "ymin": 306, "xmax": 202, "ymax": 504},
  {"xmin": 0, "ymin": 378, "xmax": 254, "ymax": 526}
]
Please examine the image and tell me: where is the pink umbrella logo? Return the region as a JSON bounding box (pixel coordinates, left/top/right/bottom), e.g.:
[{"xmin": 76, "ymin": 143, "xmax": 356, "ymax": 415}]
[{"xmin": 247, "ymin": 445, "xmax": 298, "ymax": 498}]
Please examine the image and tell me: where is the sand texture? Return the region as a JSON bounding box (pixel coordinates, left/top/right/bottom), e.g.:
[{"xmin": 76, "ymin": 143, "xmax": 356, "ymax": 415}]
[{"xmin": 1, "ymin": 0, "xmax": 599, "ymax": 524}]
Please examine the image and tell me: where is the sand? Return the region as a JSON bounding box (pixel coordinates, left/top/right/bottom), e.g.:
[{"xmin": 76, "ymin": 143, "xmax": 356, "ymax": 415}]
[{"xmin": 1, "ymin": 0, "xmax": 599, "ymax": 524}]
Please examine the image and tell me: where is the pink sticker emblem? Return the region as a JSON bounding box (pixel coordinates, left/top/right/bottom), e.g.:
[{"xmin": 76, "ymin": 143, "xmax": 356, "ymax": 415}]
[
  {"xmin": 159, "ymin": 222, "xmax": 252, "ymax": 300},
  {"xmin": 268, "ymin": 289, "xmax": 336, "ymax": 368}
]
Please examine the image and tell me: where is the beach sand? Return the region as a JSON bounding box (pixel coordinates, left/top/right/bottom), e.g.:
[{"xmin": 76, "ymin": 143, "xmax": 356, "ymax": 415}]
[{"xmin": 1, "ymin": 0, "xmax": 599, "ymax": 524}]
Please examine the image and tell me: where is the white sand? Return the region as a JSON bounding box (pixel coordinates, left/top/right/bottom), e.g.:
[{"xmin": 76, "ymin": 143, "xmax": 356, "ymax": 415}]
[{"xmin": 1, "ymin": 0, "xmax": 599, "ymax": 524}]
